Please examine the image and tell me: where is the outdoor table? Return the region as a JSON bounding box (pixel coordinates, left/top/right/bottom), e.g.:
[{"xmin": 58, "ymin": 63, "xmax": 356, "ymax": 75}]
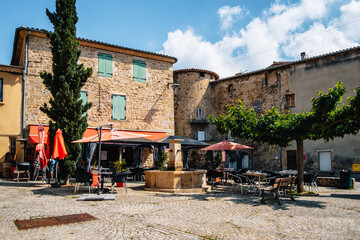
[{"xmin": 242, "ymin": 172, "xmax": 269, "ymax": 194}]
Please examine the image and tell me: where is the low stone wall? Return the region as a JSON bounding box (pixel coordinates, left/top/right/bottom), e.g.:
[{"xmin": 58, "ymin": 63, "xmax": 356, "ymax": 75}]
[{"xmin": 317, "ymin": 177, "xmax": 356, "ymax": 188}]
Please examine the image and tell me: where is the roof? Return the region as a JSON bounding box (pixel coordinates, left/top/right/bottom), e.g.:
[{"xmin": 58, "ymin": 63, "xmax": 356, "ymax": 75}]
[
  {"xmin": 174, "ymin": 68, "xmax": 219, "ymax": 80},
  {"xmin": 0, "ymin": 64, "xmax": 23, "ymax": 74},
  {"xmin": 11, "ymin": 27, "xmax": 177, "ymax": 66},
  {"xmin": 215, "ymin": 45, "xmax": 360, "ymax": 83}
]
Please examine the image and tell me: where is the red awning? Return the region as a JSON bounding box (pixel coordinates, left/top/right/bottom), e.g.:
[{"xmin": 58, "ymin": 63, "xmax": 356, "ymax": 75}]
[{"xmin": 28, "ymin": 125, "xmax": 168, "ymax": 143}]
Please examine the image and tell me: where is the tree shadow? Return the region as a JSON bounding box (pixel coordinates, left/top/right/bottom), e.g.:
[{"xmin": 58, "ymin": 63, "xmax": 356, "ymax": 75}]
[{"xmin": 152, "ymin": 188, "xmax": 327, "ymax": 210}]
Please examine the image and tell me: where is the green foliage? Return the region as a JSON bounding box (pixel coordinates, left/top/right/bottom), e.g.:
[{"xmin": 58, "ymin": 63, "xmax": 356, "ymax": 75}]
[
  {"xmin": 214, "ymin": 152, "xmax": 222, "ymax": 169},
  {"xmin": 209, "ymin": 82, "xmax": 360, "ymax": 192},
  {"xmin": 114, "ymin": 159, "xmax": 128, "ymax": 173},
  {"xmin": 156, "ymin": 153, "xmax": 168, "ymax": 171},
  {"xmin": 40, "ymin": 0, "xmax": 92, "ymax": 177},
  {"xmin": 210, "ymin": 82, "xmax": 360, "ymax": 147}
]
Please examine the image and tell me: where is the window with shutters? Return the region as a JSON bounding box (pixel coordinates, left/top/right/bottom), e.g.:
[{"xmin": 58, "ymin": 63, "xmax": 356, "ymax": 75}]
[
  {"xmin": 98, "ymin": 53, "xmax": 112, "ymax": 77},
  {"xmin": 253, "ymin": 100, "xmax": 261, "ymax": 113},
  {"xmin": 0, "ymin": 78, "xmax": 3, "ymax": 102},
  {"xmin": 80, "ymin": 91, "xmax": 88, "ymax": 116},
  {"xmin": 195, "ymin": 108, "xmax": 202, "ymax": 120},
  {"xmin": 198, "ymin": 131, "xmax": 205, "ymax": 141},
  {"xmin": 285, "ymin": 94, "xmax": 295, "ymax": 108},
  {"xmin": 133, "ymin": 59, "xmax": 146, "ymax": 82},
  {"xmin": 112, "ymin": 95, "xmax": 126, "ymax": 120}
]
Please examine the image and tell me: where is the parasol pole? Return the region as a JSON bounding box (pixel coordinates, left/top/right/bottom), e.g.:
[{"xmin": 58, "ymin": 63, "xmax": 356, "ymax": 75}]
[{"xmin": 96, "ymin": 124, "xmax": 112, "ymax": 195}]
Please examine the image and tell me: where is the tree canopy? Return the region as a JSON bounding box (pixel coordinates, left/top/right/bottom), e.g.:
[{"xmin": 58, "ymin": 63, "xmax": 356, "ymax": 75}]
[
  {"xmin": 210, "ymin": 82, "xmax": 360, "ymax": 192},
  {"xmin": 40, "ymin": 0, "xmax": 92, "ymax": 177}
]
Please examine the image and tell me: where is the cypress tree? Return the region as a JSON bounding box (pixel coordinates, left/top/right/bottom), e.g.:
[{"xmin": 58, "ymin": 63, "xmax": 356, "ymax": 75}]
[{"xmin": 40, "ymin": 0, "xmax": 92, "ymax": 178}]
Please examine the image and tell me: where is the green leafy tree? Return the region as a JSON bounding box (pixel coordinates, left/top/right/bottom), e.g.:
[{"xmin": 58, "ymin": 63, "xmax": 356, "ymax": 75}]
[
  {"xmin": 40, "ymin": 0, "xmax": 92, "ymax": 178},
  {"xmin": 210, "ymin": 82, "xmax": 360, "ymax": 192}
]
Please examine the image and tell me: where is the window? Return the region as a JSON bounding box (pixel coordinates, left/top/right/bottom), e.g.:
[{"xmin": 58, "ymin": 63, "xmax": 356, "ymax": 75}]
[
  {"xmin": 10, "ymin": 137, "xmax": 16, "ymax": 154},
  {"xmin": 98, "ymin": 53, "xmax": 112, "ymax": 77},
  {"xmin": 228, "ymin": 84, "xmax": 234, "ymax": 93},
  {"xmin": 242, "ymin": 155, "xmax": 249, "ymax": 169},
  {"xmin": 133, "ymin": 59, "xmax": 146, "ymax": 82},
  {"xmin": 0, "ymin": 78, "xmax": 3, "ymax": 102},
  {"xmin": 199, "ymin": 72, "xmax": 205, "ymax": 78},
  {"xmin": 195, "ymin": 108, "xmax": 202, "ymax": 120},
  {"xmin": 254, "ymin": 100, "xmax": 261, "ymax": 113},
  {"xmin": 198, "ymin": 131, "xmax": 205, "ymax": 141},
  {"xmin": 319, "ymin": 151, "xmax": 332, "ymax": 172},
  {"xmin": 80, "ymin": 91, "xmax": 88, "ymax": 116},
  {"xmin": 286, "ymin": 94, "xmax": 295, "ymax": 108},
  {"xmin": 112, "ymin": 95, "xmax": 126, "ymax": 120}
]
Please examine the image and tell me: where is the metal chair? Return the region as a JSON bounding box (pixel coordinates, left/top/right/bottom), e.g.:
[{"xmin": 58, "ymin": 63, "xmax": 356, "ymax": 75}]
[
  {"xmin": 13, "ymin": 162, "xmax": 30, "ymax": 182},
  {"xmin": 304, "ymin": 172, "xmax": 319, "ymax": 192},
  {"xmin": 74, "ymin": 169, "xmax": 92, "ymax": 193}
]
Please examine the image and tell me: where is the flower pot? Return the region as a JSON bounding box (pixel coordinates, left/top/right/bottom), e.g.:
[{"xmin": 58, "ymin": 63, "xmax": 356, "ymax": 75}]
[{"xmin": 116, "ymin": 182, "xmax": 124, "ymax": 187}]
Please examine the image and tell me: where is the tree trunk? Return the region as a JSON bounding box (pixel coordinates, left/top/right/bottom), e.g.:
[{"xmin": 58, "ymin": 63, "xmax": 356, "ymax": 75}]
[{"xmin": 296, "ymin": 139, "xmax": 304, "ymax": 193}]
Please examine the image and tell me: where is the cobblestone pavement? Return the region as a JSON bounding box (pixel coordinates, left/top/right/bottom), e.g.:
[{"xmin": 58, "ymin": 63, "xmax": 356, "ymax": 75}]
[{"xmin": 0, "ymin": 179, "xmax": 359, "ymax": 240}]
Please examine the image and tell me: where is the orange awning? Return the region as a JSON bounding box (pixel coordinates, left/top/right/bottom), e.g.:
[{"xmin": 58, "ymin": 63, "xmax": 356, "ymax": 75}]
[{"xmin": 29, "ymin": 125, "xmax": 167, "ymax": 143}]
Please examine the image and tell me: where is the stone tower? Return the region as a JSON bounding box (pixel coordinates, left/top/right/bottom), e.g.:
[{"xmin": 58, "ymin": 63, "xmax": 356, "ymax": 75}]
[{"xmin": 174, "ymin": 69, "xmax": 219, "ymax": 142}]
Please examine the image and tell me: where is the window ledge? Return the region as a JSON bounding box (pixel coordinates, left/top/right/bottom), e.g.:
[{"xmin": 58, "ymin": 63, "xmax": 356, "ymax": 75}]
[{"xmin": 0, "ymin": 102, "xmax": 4, "ymax": 105}]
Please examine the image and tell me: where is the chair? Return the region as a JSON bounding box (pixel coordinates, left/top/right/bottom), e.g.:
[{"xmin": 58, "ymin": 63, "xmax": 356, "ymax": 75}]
[
  {"xmin": 130, "ymin": 168, "xmax": 145, "ymax": 182},
  {"xmin": 111, "ymin": 171, "xmax": 131, "ymax": 194},
  {"xmin": 303, "ymin": 172, "xmax": 319, "ymax": 192},
  {"xmin": 74, "ymin": 169, "xmax": 92, "ymax": 193},
  {"xmin": 13, "ymin": 162, "xmax": 30, "ymax": 182}
]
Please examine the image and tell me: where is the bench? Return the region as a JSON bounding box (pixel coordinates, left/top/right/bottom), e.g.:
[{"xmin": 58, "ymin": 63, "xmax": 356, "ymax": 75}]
[{"xmin": 260, "ymin": 177, "xmax": 296, "ymax": 206}]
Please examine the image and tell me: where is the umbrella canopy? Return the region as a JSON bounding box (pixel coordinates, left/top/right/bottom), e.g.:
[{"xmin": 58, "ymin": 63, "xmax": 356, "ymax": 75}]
[
  {"xmin": 157, "ymin": 135, "xmax": 210, "ymax": 147},
  {"xmin": 52, "ymin": 129, "xmax": 68, "ymax": 160},
  {"xmin": 200, "ymin": 140, "xmax": 253, "ymax": 151},
  {"xmin": 35, "ymin": 125, "xmax": 48, "ymax": 169},
  {"xmin": 72, "ymin": 130, "xmax": 150, "ymax": 143}
]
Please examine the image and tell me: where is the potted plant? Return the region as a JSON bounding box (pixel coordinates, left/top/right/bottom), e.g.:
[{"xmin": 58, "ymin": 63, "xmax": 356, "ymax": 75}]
[
  {"xmin": 113, "ymin": 159, "xmax": 129, "ymax": 187},
  {"xmin": 156, "ymin": 153, "xmax": 168, "ymax": 171}
]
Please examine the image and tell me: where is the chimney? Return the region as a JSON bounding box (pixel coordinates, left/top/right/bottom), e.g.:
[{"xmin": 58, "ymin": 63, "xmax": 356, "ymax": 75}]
[{"xmin": 301, "ymin": 52, "xmax": 306, "ymax": 60}]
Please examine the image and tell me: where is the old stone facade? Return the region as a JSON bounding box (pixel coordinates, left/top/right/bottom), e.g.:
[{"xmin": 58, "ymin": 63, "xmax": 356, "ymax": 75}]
[
  {"xmin": 12, "ymin": 27, "xmax": 176, "ymax": 134},
  {"xmin": 174, "ymin": 47, "xmax": 360, "ymax": 173}
]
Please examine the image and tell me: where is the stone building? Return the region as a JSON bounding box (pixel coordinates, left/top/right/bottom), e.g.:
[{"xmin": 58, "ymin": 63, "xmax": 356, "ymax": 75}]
[
  {"xmin": 2, "ymin": 26, "xmax": 177, "ymax": 169},
  {"xmin": 174, "ymin": 47, "xmax": 360, "ymax": 173}
]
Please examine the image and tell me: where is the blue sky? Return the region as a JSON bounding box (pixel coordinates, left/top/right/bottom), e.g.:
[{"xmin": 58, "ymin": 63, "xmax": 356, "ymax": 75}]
[{"xmin": 1, "ymin": 0, "xmax": 360, "ymax": 77}]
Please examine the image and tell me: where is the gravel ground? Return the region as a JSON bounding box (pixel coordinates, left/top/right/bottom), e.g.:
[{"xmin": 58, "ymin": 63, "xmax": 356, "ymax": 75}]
[{"xmin": 0, "ymin": 179, "xmax": 359, "ymax": 240}]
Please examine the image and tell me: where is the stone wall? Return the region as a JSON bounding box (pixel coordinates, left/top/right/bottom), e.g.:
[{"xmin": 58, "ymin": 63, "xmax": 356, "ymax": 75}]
[{"xmin": 25, "ymin": 35, "xmax": 175, "ymax": 134}]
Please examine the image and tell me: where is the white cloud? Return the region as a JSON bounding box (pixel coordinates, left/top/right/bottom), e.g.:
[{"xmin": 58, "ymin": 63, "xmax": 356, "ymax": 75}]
[
  {"xmin": 162, "ymin": 28, "xmax": 244, "ymax": 77},
  {"xmin": 218, "ymin": 6, "xmax": 244, "ymax": 30},
  {"xmin": 162, "ymin": 0, "xmax": 360, "ymax": 78}
]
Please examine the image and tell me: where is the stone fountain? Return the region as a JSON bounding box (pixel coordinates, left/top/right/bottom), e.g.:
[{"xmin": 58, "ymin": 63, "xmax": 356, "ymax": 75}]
[{"xmin": 144, "ymin": 139, "xmax": 207, "ymax": 193}]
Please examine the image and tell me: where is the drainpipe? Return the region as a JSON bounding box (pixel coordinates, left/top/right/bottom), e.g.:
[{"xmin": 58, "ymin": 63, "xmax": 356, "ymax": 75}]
[
  {"xmin": 21, "ymin": 31, "xmax": 30, "ymax": 139},
  {"xmin": 277, "ymin": 72, "xmax": 283, "ymax": 170},
  {"xmin": 19, "ymin": 32, "xmax": 30, "ymax": 163}
]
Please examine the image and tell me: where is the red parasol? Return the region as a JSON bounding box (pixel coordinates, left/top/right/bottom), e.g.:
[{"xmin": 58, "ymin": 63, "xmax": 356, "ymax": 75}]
[
  {"xmin": 52, "ymin": 129, "xmax": 68, "ymax": 160},
  {"xmin": 45, "ymin": 131, "xmax": 51, "ymax": 160},
  {"xmin": 35, "ymin": 125, "xmax": 48, "ymax": 169},
  {"xmin": 200, "ymin": 140, "xmax": 253, "ymax": 151}
]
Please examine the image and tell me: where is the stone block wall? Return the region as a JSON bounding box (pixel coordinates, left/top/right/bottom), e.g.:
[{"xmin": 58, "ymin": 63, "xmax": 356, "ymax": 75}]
[{"xmin": 25, "ymin": 35, "xmax": 175, "ymax": 134}]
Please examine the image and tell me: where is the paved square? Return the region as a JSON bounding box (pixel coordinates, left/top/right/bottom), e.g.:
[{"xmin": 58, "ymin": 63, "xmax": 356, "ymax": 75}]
[{"xmin": 0, "ymin": 180, "xmax": 359, "ymax": 239}]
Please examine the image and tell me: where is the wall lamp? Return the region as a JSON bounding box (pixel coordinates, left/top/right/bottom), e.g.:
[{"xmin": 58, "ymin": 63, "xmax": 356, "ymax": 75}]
[{"xmin": 168, "ymin": 83, "xmax": 180, "ymax": 94}]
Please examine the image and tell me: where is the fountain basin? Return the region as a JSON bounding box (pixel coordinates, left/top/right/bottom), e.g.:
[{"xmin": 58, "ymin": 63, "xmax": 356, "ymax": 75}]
[{"xmin": 143, "ymin": 170, "xmax": 208, "ymax": 193}]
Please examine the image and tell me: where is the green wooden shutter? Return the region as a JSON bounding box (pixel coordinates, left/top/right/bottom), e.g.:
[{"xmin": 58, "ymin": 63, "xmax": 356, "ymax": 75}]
[
  {"xmin": 98, "ymin": 53, "xmax": 105, "ymax": 76},
  {"xmin": 0, "ymin": 79, "xmax": 3, "ymax": 102},
  {"xmin": 105, "ymin": 54, "xmax": 113, "ymax": 77},
  {"xmin": 112, "ymin": 95, "xmax": 126, "ymax": 120},
  {"xmin": 133, "ymin": 59, "xmax": 146, "ymax": 82}
]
